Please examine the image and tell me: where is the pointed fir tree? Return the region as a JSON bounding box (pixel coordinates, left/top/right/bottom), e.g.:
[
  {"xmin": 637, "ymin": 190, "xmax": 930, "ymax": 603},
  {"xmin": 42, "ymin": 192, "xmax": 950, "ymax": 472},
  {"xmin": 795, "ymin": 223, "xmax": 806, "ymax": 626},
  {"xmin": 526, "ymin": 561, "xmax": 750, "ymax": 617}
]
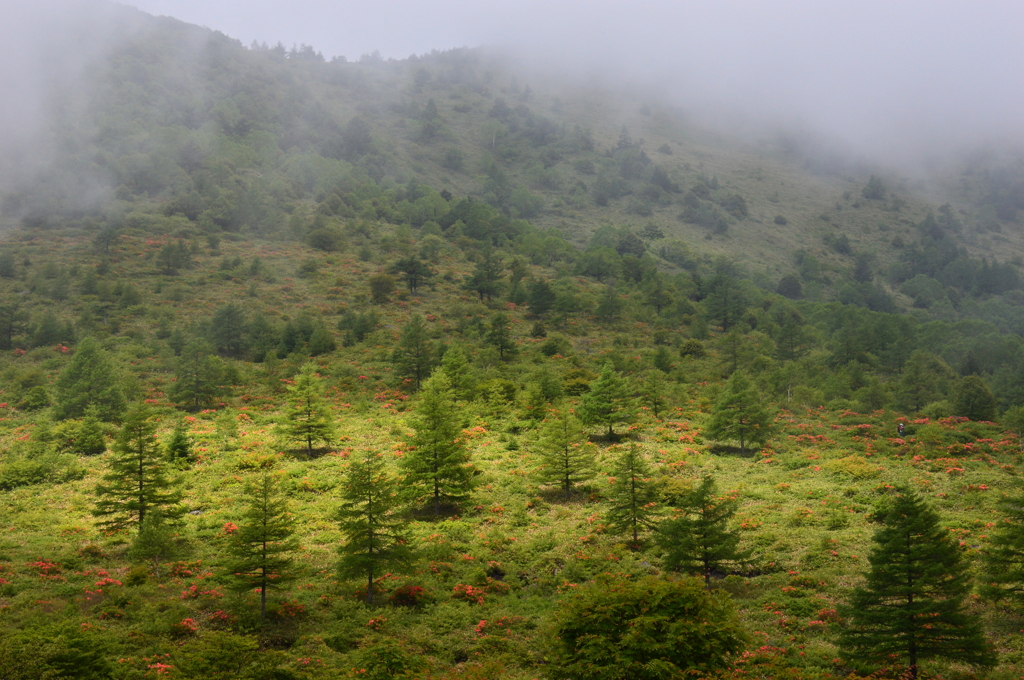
[
  {"xmin": 165, "ymin": 419, "xmax": 193, "ymax": 463},
  {"xmin": 536, "ymin": 409, "xmax": 594, "ymax": 501},
  {"xmin": 527, "ymin": 278, "xmax": 557, "ymax": 317},
  {"xmin": 704, "ymin": 370, "xmax": 773, "ymax": 454},
  {"xmin": 53, "ymin": 337, "xmax": 126, "ymax": 421},
  {"xmin": 169, "ymin": 339, "xmax": 227, "ymax": 412},
  {"xmin": 392, "ymin": 315, "xmax": 433, "ymax": 390},
  {"xmin": 278, "ymin": 363, "xmax": 334, "ymax": 455},
  {"xmin": 336, "ymin": 453, "xmax": 414, "ymax": 605},
  {"xmin": 657, "ymin": 475, "xmax": 748, "ymax": 587},
  {"xmin": 439, "ymin": 343, "xmax": 476, "ymax": 401},
  {"xmin": 605, "ymin": 444, "xmax": 659, "ymax": 547},
  {"xmin": 980, "ymin": 488, "xmax": 1024, "ymax": 604},
  {"xmin": 464, "ymin": 247, "xmax": 504, "ymax": 302},
  {"xmin": 225, "ymin": 472, "xmax": 298, "ymax": 623},
  {"xmin": 580, "ymin": 361, "xmax": 635, "ymax": 439},
  {"xmin": 838, "ymin": 488, "xmax": 995, "ymax": 679},
  {"xmin": 400, "ymin": 369, "xmax": 474, "ymax": 516},
  {"xmin": 93, "ymin": 407, "xmax": 182, "ymax": 532},
  {"xmin": 637, "ymin": 370, "xmax": 667, "ymax": 419},
  {"xmin": 485, "ymin": 312, "xmax": 517, "ymax": 361}
]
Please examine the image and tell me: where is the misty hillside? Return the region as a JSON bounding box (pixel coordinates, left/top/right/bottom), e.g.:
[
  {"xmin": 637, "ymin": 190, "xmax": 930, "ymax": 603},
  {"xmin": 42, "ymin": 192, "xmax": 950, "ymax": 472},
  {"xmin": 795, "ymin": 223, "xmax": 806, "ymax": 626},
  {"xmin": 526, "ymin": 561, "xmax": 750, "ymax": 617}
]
[
  {"xmin": 4, "ymin": 6, "xmax": 1024, "ymax": 680},
  {"xmin": 5, "ymin": 5, "xmax": 1024, "ymax": 311}
]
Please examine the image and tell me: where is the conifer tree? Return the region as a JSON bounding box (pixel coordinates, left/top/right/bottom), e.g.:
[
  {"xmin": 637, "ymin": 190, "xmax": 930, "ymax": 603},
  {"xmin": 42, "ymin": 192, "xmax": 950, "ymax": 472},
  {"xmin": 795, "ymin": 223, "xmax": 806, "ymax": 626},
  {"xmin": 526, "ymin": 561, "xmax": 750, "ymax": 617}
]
[
  {"xmin": 580, "ymin": 361, "xmax": 635, "ymax": 439},
  {"xmin": 225, "ymin": 472, "xmax": 298, "ymax": 623},
  {"xmin": 485, "ymin": 312, "xmax": 517, "ymax": 361},
  {"xmin": 704, "ymin": 370, "xmax": 773, "ymax": 454},
  {"xmin": 439, "ymin": 344, "xmax": 476, "ymax": 400},
  {"xmin": 93, "ymin": 407, "xmax": 182, "ymax": 531},
  {"xmin": 337, "ymin": 453, "xmax": 414, "ymax": 604},
  {"xmin": 838, "ymin": 488, "xmax": 995, "ymax": 678},
  {"xmin": 535, "ymin": 409, "xmax": 593, "ymax": 501},
  {"xmin": 165, "ymin": 420, "xmax": 193, "ymax": 463},
  {"xmin": 605, "ymin": 444, "xmax": 659, "ymax": 546},
  {"xmin": 53, "ymin": 337, "xmax": 126, "ymax": 421},
  {"xmin": 169, "ymin": 339, "xmax": 227, "ymax": 411},
  {"xmin": 980, "ymin": 489, "xmax": 1024, "ymax": 603},
  {"xmin": 464, "ymin": 247, "xmax": 504, "ymax": 301},
  {"xmin": 527, "ymin": 278, "xmax": 556, "ymax": 317},
  {"xmin": 637, "ymin": 370, "xmax": 667, "ymax": 419},
  {"xmin": 658, "ymin": 476, "xmax": 748, "ymax": 587},
  {"xmin": 400, "ymin": 369, "xmax": 473, "ymax": 515},
  {"xmin": 278, "ymin": 363, "xmax": 334, "ymax": 455},
  {"xmin": 393, "ymin": 315, "xmax": 433, "ymax": 390}
]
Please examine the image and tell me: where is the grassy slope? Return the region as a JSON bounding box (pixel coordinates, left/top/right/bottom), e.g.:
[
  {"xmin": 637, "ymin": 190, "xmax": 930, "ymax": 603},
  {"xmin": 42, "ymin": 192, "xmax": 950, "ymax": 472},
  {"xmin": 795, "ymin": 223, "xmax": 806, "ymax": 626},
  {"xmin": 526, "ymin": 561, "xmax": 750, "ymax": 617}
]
[{"xmin": 0, "ymin": 227, "xmax": 1022, "ymax": 678}]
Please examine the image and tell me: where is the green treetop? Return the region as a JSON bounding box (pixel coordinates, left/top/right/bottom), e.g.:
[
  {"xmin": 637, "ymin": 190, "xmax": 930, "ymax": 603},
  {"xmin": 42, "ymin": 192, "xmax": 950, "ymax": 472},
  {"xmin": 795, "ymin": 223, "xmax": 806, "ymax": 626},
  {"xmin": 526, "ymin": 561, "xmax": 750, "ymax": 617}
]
[
  {"xmin": 53, "ymin": 337, "xmax": 127, "ymax": 421},
  {"xmin": 224, "ymin": 472, "xmax": 299, "ymax": 623},
  {"xmin": 93, "ymin": 406, "xmax": 182, "ymax": 531},
  {"xmin": 704, "ymin": 370, "xmax": 773, "ymax": 454},
  {"xmin": 980, "ymin": 487, "xmax": 1024, "ymax": 604},
  {"xmin": 336, "ymin": 453, "xmax": 414, "ymax": 605},
  {"xmin": 535, "ymin": 408, "xmax": 594, "ymax": 501},
  {"xmin": 657, "ymin": 475, "xmax": 748, "ymax": 587},
  {"xmin": 278, "ymin": 363, "xmax": 334, "ymax": 455},
  {"xmin": 605, "ymin": 444, "xmax": 659, "ymax": 547},
  {"xmin": 838, "ymin": 487, "xmax": 995, "ymax": 678},
  {"xmin": 580, "ymin": 361, "xmax": 635, "ymax": 439},
  {"xmin": 392, "ymin": 315, "xmax": 434, "ymax": 391},
  {"xmin": 400, "ymin": 369, "xmax": 474, "ymax": 516}
]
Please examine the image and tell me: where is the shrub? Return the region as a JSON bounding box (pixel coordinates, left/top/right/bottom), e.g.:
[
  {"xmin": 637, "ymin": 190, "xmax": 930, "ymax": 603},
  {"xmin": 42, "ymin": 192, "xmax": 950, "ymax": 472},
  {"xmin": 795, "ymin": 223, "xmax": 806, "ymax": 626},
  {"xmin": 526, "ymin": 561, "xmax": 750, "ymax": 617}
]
[{"xmin": 547, "ymin": 574, "xmax": 747, "ymax": 679}]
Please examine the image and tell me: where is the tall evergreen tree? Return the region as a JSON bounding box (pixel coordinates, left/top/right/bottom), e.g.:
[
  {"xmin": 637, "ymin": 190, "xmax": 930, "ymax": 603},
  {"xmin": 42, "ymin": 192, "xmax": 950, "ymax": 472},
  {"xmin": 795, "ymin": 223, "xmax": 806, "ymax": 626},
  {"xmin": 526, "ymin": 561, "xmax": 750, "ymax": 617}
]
[
  {"xmin": 951, "ymin": 375, "xmax": 996, "ymax": 421},
  {"xmin": 0, "ymin": 299, "xmax": 29, "ymax": 350},
  {"xmin": 93, "ymin": 407, "xmax": 182, "ymax": 531},
  {"xmin": 637, "ymin": 370, "xmax": 667, "ymax": 419},
  {"xmin": 526, "ymin": 278, "xmax": 557, "ymax": 317},
  {"xmin": 165, "ymin": 419, "xmax": 193, "ymax": 463},
  {"xmin": 392, "ymin": 315, "xmax": 433, "ymax": 390},
  {"xmin": 210, "ymin": 303, "xmax": 247, "ymax": 358},
  {"xmin": 439, "ymin": 343, "xmax": 476, "ymax": 400},
  {"xmin": 336, "ymin": 453, "xmax": 414, "ymax": 604},
  {"xmin": 169, "ymin": 339, "xmax": 227, "ymax": 411},
  {"xmin": 390, "ymin": 256, "xmax": 432, "ymax": 294},
  {"xmin": 605, "ymin": 444, "xmax": 659, "ymax": 547},
  {"xmin": 485, "ymin": 312, "xmax": 517, "ymax": 361},
  {"xmin": 702, "ymin": 261, "xmax": 748, "ymax": 332},
  {"xmin": 53, "ymin": 337, "xmax": 127, "ymax": 421},
  {"xmin": 895, "ymin": 350, "xmax": 955, "ymax": 412},
  {"xmin": 278, "ymin": 363, "xmax": 334, "ymax": 455},
  {"xmin": 658, "ymin": 476, "xmax": 748, "ymax": 587},
  {"xmin": 980, "ymin": 489, "xmax": 1024, "ymax": 603},
  {"xmin": 838, "ymin": 488, "xmax": 995, "ymax": 678},
  {"xmin": 225, "ymin": 473, "xmax": 298, "ymax": 623},
  {"xmin": 580, "ymin": 361, "xmax": 635, "ymax": 439},
  {"xmin": 535, "ymin": 409, "xmax": 594, "ymax": 501},
  {"xmin": 400, "ymin": 369, "xmax": 473, "ymax": 515},
  {"xmin": 464, "ymin": 247, "xmax": 504, "ymax": 301},
  {"xmin": 704, "ymin": 370, "xmax": 773, "ymax": 454}
]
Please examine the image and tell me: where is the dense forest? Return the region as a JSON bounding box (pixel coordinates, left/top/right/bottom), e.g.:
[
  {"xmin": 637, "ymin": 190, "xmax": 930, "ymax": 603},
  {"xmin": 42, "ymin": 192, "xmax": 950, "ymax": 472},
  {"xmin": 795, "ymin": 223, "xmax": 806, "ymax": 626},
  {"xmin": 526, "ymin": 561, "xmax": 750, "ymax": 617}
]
[{"xmin": 3, "ymin": 6, "xmax": 1024, "ymax": 679}]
